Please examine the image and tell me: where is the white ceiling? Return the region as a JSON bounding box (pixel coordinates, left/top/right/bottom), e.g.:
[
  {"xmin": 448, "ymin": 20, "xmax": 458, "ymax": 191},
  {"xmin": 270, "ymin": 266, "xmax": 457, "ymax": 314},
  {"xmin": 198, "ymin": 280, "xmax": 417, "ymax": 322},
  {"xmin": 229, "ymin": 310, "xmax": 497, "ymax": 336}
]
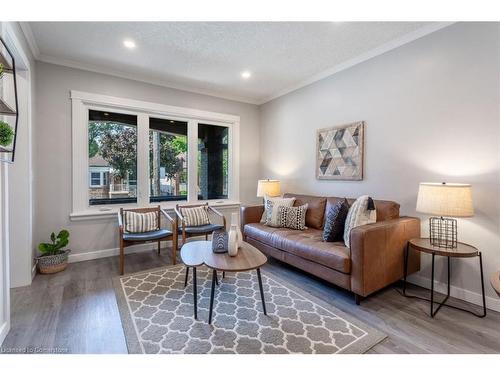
[{"xmin": 24, "ymin": 22, "xmax": 449, "ymax": 104}]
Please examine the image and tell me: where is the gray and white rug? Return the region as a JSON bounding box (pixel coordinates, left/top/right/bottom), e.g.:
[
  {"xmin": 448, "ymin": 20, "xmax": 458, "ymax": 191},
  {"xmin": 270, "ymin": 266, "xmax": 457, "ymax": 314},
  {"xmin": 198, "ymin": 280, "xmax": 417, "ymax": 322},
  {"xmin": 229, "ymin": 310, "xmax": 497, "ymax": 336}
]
[{"xmin": 113, "ymin": 265, "xmax": 386, "ymax": 354}]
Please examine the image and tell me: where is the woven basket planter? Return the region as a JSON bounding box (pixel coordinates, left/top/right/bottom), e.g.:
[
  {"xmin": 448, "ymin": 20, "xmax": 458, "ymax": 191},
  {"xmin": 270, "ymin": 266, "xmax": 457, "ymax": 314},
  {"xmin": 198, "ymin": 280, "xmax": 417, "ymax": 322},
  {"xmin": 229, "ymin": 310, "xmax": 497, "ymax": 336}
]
[{"xmin": 36, "ymin": 250, "xmax": 71, "ymax": 274}]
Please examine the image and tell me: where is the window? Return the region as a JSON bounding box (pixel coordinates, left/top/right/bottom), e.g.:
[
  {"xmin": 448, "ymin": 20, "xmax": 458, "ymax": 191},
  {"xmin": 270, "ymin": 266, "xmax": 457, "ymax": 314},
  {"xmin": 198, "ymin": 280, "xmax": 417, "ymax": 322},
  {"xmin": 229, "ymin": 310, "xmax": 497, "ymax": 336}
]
[
  {"xmin": 71, "ymin": 91, "xmax": 240, "ymax": 215},
  {"xmin": 149, "ymin": 118, "xmax": 188, "ymax": 202},
  {"xmin": 88, "ymin": 110, "xmax": 137, "ymax": 205},
  {"xmin": 198, "ymin": 123, "xmax": 228, "ymax": 200},
  {"xmin": 90, "ymin": 172, "xmax": 102, "ymax": 187}
]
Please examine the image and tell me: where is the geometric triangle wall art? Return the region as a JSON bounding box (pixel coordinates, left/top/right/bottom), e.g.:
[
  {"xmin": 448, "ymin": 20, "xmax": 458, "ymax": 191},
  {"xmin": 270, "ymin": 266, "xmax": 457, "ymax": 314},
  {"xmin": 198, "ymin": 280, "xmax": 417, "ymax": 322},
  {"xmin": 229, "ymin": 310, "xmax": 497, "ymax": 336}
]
[{"xmin": 316, "ymin": 121, "xmax": 365, "ymax": 180}]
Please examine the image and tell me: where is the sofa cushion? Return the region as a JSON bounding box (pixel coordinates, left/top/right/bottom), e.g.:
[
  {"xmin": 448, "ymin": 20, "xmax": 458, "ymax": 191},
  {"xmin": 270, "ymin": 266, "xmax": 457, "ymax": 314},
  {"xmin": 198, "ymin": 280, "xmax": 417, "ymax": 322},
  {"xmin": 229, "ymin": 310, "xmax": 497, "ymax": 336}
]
[
  {"xmin": 326, "ymin": 197, "xmax": 400, "ymax": 222},
  {"xmin": 244, "ymin": 223, "xmax": 350, "ymax": 273},
  {"xmin": 283, "ymin": 193, "xmax": 327, "ymax": 229}
]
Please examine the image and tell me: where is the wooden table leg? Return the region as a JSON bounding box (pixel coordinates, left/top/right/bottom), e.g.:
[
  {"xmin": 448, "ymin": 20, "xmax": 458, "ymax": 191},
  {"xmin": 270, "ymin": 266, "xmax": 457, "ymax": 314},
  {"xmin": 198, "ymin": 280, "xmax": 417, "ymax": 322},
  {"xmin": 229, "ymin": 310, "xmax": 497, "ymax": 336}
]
[{"xmin": 257, "ymin": 268, "xmax": 267, "ymax": 315}]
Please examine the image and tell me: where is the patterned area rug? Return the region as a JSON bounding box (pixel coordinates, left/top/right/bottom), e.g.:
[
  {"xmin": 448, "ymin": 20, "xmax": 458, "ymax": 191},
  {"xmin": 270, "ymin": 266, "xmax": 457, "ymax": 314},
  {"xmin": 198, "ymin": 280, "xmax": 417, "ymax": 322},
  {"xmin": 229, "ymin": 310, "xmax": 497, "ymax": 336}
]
[{"xmin": 113, "ymin": 265, "xmax": 386, "ymax": 354}]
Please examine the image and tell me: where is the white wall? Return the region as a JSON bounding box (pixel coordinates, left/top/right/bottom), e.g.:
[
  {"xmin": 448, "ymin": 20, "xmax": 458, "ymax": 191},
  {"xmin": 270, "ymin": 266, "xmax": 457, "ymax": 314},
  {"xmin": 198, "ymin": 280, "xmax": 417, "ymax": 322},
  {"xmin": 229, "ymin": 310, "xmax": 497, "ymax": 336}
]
[
  {"xmin": 259, "ymin": 23, "xmax": 500, "ymax": 310},
  {"xmin": 34, "ymin": 62, "xmax": 260, "ymax": 258},
  {"xmin": 0, "ymin": 21, "xmax": 36, "ymax": 343}
]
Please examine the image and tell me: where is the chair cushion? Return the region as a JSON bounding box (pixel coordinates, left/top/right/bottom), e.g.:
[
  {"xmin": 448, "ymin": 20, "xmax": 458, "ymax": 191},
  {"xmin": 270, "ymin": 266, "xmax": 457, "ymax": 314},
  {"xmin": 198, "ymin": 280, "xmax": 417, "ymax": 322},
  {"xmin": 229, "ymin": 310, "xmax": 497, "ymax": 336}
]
[
  {"xmin": 180, "ymin": 206, "xmax": 210, "ymax": 226},
  {"xmin": 179, "ymin": 223, "xmax": 224, "ymax": 234},
  {"xmin": 124, "ymin": 211, "xmax": 158, "ymax": 233},
  {"xmin": 123, "ymin": 229, "xmax": 172, "ymax": 242},
  {"xmin": 244, "ymin": 223, "xmax": 350, "ymax": 273}
]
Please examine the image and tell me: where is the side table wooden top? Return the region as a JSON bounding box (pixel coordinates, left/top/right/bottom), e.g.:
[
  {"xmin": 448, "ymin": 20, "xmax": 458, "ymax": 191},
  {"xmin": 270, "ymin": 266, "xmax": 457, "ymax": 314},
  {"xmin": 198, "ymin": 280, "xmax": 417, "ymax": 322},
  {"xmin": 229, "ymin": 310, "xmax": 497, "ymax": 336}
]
[{"xmin": 409, "ymin": 238, "xmax": 479, "ymax": 258}]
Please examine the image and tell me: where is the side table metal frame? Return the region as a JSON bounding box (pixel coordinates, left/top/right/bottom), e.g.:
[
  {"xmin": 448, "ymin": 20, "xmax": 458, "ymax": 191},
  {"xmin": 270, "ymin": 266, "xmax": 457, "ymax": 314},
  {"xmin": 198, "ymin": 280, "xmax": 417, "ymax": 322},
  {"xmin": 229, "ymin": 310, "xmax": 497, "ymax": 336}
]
[{"xmin": 403, "ymin": 242, "xmax": 487, "ymax": 318}]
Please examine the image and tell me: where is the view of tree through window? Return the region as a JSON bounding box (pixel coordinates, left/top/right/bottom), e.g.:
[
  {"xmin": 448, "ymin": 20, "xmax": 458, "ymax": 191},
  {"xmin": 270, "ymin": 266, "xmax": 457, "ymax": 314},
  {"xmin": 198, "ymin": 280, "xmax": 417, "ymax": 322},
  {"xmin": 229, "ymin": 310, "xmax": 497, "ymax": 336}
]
[
  {"xmin": 149, "ymin": 118, "xmax": 188, "ymax": 202},
  {"xmin": 198, "ymin": 123, "xmax": 228, "ymax": 200},
  {"xmin": 88, "ymin": 110, "xmax": 137, "ymax": 205}
]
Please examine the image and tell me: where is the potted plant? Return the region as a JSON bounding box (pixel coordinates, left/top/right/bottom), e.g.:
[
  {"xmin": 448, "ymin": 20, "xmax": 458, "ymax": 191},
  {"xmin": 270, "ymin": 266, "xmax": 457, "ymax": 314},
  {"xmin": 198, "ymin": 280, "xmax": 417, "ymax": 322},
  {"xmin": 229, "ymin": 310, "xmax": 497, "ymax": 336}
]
[
  {"xmin": 0, "ymin": 62, "xmax": 4, "ymax": 77},
  {"xmin": 36, "ymin": 230, "xmax": 71, "ymax": 274},
  {"xmin": 0, "ymin": 120, "xmax": 14, "ymax": 147}
]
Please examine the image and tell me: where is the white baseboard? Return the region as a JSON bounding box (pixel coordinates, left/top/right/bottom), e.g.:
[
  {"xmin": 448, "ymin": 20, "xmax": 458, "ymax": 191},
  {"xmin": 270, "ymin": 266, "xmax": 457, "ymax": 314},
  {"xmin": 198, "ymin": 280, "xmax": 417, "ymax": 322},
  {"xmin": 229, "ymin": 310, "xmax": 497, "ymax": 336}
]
[
  {"xmin": 0, "ymin": 320, "xmax": 10, "ymax": 346},
  {"xmin": 68, "ymin": 241, "xmax": 174, "ymax": 263},
  {"xmin": 407, "ymin": 274, "xmax": 500, "ymax": 313}
]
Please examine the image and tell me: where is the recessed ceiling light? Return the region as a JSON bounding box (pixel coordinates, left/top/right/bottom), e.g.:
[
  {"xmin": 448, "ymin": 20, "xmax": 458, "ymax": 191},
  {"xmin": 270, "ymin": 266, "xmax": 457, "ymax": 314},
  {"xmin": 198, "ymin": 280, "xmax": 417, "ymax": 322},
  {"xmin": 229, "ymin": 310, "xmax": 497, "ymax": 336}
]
[
  {"xmin": 241, "ymin": 71, "xmax": 251, "ymax": 79},
  {"xmin": 123, "ymin": 39, "xmax": 136, "ymax": 49}
]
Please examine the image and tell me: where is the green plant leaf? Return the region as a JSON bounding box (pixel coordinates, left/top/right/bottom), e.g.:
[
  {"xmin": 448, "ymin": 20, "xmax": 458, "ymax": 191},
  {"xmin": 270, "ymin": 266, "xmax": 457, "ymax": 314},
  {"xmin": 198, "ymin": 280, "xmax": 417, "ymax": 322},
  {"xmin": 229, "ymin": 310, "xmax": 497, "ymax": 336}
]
[
  {"xmin": 0, "ymin": 120, "xmax": 14, "ymax": 147},
  {"xmin": 58, "ymin": 229, "xmax": 70, "ymax": 240}
]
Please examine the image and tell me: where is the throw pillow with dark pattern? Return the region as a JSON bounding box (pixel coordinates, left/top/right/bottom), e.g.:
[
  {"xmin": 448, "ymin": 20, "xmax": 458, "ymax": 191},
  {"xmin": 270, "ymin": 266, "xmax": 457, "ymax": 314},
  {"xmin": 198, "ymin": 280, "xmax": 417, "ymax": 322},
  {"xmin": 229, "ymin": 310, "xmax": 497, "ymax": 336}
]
[
  {"xmin": 322, "ymin": 198, "xmax": 350, "ymax": 242},
  {"xmin": 277, "ymin": 204, "xmax": 308, "ymax": 230}
]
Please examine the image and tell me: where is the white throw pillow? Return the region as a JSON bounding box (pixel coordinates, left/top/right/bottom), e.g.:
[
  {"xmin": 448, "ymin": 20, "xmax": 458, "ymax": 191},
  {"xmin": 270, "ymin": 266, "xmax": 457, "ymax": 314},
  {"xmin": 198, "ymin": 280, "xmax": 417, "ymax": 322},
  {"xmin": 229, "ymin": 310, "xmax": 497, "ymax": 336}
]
[
  {"xmin": 343, "ymin": 195, "xmax": 377, "ymax": 248},
  {"xmin": 261, "ymin": 196, "xmax": 295, "ymax": 226}
]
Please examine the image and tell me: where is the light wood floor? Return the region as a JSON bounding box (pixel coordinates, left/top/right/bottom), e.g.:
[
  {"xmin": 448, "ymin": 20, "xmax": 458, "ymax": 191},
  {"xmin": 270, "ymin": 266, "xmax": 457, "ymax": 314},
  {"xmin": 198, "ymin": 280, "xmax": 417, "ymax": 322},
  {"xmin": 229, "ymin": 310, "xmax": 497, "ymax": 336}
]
[{"xmin": 2, "ymin": 247, "xmax": 500, "ymax": 354}]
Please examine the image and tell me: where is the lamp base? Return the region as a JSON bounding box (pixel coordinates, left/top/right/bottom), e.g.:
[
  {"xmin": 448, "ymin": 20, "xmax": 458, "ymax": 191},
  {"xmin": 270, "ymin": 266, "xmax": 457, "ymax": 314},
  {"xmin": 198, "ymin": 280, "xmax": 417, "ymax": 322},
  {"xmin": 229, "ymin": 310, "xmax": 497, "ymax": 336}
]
[{"xmin": 429, "ymin": 217, "xmax": 457, "ymax": 248}]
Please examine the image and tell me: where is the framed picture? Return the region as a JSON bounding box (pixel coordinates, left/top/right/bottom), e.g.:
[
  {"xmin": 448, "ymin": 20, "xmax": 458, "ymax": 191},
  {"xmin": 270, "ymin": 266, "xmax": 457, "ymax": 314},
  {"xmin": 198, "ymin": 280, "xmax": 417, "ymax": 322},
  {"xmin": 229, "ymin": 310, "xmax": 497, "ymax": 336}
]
[{"xmin": 316, "ymin": 121, "xmax": 365, "ymax": 180}]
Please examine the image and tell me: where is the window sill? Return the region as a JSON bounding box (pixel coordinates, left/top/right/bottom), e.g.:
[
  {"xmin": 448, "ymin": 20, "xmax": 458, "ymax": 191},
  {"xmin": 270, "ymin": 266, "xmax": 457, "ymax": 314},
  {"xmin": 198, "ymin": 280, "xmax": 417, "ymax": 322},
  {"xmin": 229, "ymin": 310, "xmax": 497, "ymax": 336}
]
[{"xmin": 69, "ymin": 200, "xmax": 241, "ymax": 221}]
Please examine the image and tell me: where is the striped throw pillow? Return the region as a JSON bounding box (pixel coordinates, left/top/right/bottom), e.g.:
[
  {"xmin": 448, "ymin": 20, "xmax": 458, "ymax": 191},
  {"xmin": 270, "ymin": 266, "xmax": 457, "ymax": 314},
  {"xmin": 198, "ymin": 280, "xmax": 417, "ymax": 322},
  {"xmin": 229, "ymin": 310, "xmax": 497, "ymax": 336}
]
[
  {"xmin": 181, "ymin": 206, "xmax": 210, "ymax": 227},
  {"xmin": 124, "ymin": 211, "xmax": 158, "ymax": 233}
]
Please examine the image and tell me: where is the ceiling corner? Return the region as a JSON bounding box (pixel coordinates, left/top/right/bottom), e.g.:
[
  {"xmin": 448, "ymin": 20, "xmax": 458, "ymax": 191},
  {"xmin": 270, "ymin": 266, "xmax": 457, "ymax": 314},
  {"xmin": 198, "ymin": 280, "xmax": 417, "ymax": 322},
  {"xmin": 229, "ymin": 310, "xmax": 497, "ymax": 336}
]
[{"xmin": 19, "ymin": 22, "xmax": 40, "ymax": 60}]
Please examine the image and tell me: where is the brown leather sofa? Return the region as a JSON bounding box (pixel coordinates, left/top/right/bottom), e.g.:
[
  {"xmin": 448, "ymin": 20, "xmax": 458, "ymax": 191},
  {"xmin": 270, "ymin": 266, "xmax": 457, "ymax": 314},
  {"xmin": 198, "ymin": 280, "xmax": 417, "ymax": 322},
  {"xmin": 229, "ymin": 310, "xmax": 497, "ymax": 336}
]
[{"xmin": 241, "ymin": 193, "xmax": 421, "ymax": 304}]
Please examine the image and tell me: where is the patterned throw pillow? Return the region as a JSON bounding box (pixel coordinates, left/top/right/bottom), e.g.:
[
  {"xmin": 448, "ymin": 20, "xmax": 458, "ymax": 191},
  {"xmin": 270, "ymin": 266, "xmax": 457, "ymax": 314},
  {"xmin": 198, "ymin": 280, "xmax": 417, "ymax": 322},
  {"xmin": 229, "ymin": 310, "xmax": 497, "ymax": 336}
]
[
  {"xmin": 124, "ymin": 211, "xmax": 158, "ymax": 233},
  {"xmin": 343, "ymin": 195, "xmax": 377, "ymax": 248},
  {"xmin": 278, "ymin": 204, "xmax": 308, "ymax": 230},
  {"xmin": 180, "ymin": 206, "xmax": 210, "ymax": 227},
  {"xmin": 322, "ymin": 198, "xmax": 350, "ymax": 242},
  {"xmin": 263, "ymin": 196, "xmax": 296, "ymax": 226}
]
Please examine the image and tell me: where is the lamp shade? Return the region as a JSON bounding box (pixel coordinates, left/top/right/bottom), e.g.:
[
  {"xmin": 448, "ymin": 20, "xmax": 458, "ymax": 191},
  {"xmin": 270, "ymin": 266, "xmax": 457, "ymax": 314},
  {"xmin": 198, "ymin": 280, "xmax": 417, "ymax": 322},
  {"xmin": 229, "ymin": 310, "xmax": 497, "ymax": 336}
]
[
  {"xmin": 257, "ymin": 179, "xmax": 281, "ymax": 198},
  {"xmin": 416, "ymin": 182, "xmax": 474, "ymax": 217}
]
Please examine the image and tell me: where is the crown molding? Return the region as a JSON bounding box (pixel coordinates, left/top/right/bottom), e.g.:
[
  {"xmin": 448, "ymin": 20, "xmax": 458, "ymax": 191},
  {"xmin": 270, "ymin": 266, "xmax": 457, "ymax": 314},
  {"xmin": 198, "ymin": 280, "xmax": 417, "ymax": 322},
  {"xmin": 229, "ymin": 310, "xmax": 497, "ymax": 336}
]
[
  {"xmin": 20, "ymin": 21, "xmax": 454, "ymax": 106},
  {"xmin": 19, "ymin": 22, "xmax": 40, "ymax": 59},
  {"xmin": 37, "ymin": 53, "xmax": 261, "ymax": 105},
  {"xmin": 258, "ymin": 22, "xmax": 455, "ymax": 105}
]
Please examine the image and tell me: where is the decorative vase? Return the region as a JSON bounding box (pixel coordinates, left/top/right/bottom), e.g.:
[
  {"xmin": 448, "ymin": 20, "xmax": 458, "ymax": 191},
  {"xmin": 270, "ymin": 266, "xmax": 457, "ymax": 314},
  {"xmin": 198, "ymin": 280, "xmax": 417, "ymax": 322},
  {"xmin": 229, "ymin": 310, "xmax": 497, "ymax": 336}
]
[
  {"xmin": 230, "ymin": 212, "xmax": 243, "ymax": 248},
  {"xmin": 212, "ymin": 229, "xmax": 228, "ymax": 253},
  {"xmin": 228, "ymin": 224, "xmax": 239, "ymax": 257}
]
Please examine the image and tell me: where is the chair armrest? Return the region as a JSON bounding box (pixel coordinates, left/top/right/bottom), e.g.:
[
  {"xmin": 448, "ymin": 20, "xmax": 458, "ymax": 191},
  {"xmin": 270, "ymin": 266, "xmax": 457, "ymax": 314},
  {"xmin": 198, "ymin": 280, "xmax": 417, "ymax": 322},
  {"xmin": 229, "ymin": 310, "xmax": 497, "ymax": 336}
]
[
  {"xmin": 349, "ymin": 216, "xmax": 421, "ymax": 297},
  {"xmin": 174, "ymin": 207, "xmax": 185, "ymax": 224},
  {"xmin": 117, "ymin": 212, "xmax": 124, "ymax": 233},
  {"xmin": 160, "ymin": 208, "xmax": 176, "ymax": 230},
  {"xmin": 208, "ymin": 206, "xmax": 227, "ymax": 228},
  {"xmin": 240, "ymin": 205, "xmax": 264, "ymax": 233}
]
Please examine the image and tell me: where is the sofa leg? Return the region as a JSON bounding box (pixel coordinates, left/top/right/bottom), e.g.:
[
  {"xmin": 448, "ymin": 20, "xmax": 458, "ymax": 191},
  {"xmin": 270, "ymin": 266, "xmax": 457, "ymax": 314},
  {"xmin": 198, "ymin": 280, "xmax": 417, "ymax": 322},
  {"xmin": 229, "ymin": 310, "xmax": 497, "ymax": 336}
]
[{"xmin": 354, "ymin": 294, "xmax": 363, "ymax": 305}]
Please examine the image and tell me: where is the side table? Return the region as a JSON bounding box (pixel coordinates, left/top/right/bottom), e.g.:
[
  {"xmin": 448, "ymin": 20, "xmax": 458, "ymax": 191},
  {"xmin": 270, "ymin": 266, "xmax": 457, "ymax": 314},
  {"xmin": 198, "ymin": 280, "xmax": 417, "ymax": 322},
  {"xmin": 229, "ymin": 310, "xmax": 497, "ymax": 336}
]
[{"xmin": 403, "ymin": 238, "xmax": 486, "ymax": 318}]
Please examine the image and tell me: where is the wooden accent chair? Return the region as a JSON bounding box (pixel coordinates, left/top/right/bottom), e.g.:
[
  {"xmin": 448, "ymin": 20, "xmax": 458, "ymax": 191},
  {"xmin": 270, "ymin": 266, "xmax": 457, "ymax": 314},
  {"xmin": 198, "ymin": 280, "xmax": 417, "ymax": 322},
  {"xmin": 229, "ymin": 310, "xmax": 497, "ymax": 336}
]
[
  {"xmin": 118, "ymin": 206, "xmax": 177, "ymax": 275},
  {"xmin": 174, "ymin": 202, "xmax": 226, "ymax": 253}
]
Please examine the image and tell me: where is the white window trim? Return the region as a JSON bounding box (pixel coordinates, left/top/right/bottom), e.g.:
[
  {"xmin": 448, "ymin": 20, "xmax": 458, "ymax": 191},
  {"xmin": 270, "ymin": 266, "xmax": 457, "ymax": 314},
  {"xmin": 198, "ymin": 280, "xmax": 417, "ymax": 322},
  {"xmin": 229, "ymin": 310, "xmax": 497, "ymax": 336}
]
[{"xmin": 70, "ymin": 90, "xmax": 240, "ymax": 220}]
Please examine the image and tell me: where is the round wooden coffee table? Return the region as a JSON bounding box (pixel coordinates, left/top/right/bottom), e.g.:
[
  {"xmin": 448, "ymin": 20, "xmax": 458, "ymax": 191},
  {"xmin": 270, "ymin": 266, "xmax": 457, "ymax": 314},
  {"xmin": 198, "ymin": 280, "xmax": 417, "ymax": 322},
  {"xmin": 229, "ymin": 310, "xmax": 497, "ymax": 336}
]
[{"xmin": 180, "ymin": 240, "xmax": 268, "ymax": 324}]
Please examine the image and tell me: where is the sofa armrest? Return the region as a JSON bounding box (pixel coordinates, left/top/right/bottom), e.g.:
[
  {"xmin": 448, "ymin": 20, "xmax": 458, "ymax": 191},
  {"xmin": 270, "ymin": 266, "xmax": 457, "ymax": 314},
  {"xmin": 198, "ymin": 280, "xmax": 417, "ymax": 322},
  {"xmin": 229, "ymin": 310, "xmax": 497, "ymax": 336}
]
[
  {"xmin": 349, "ymin": 216, "xmax": 421, "ymax": 297},
  {"xmin": 240, "ymin": 205, "xmax": 264, "ymax": 234}
]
